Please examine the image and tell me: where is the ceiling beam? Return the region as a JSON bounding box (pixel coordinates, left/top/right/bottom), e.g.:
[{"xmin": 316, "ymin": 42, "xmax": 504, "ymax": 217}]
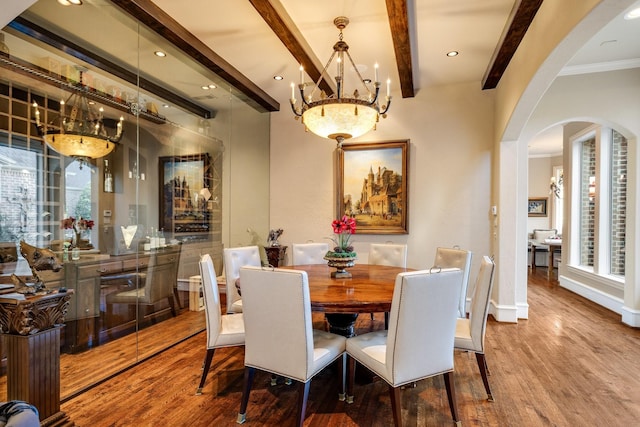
[
  {"xmin": 110, "ymin": 0, "xmax": 280, "ymax": 113},
  {"xmin": 482, "ymin": 0, "xmax": 544, "ymax": 90},
  {"xmin": 249, "ymin": 0, "xmax": 334, "ymax": 96},
  {"xmin": 9, "ymin": 17, "xmax": 213, "ymax": 120},
  {"xmin": 386, "ymin": 0, "xmax": 414, "ymax": 98}
]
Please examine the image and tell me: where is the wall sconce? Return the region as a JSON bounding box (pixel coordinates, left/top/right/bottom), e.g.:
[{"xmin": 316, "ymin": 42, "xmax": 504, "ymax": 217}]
[{"xmin": 549, "ymin": 173, "xmax": 563, "ymax": 198}]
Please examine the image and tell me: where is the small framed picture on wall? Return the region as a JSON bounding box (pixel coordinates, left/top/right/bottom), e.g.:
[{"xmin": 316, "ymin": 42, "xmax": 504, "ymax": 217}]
[{"xmin": 528, "ymin": 197, "xmax": 548, "ymax": 217}]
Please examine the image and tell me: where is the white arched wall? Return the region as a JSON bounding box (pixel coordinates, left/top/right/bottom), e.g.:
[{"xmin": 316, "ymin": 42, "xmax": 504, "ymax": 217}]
[
  {"xmin": 521, "ymin": 69, "xmax": 640, "ymax": 326},
  {"xmin": 492, "ymin": 0, "xmax": 637, "ymax": 322}
]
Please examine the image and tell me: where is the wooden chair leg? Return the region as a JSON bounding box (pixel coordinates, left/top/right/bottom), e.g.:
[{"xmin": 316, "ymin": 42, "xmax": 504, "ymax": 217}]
[
  {"xmin": 296, "ymin": 380, "xmax": 311, "ymax": 427},
  {"xmin": 475, "ymin": 352, "xmax": 494, "ymax": 401},
  {"xmin": 443, "ymin": 371, "xmax": 461, "ymax": 426},
  {"xmin": 388, "ymin": 385, "xmax": 402, "ymax": 427},
  {"xmin": 195, "ymin": 348, "xmax": 215, "ymax": 395},
  {"xmin": 167, "ymin": 295, "xmax": 177, "ymax": 316},
  {"xmin": 346, "ymin": 355, "xmax": 356, "ymax": 404},
  {"xmin": 237, "ymin": 367, "xmax": 255, "ymax": 424}
]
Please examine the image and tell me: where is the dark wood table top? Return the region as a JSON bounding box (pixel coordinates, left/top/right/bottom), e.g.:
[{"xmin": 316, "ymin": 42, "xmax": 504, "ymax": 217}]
[{"xmin": 283, "ymin": 263, "xmax": 412, "ymax": 313}]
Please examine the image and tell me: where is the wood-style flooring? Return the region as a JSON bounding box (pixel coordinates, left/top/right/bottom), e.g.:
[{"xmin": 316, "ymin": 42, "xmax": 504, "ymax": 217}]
[{"xmin": 60, "ymin": 268, "xmax": 640, "ymax": 426}]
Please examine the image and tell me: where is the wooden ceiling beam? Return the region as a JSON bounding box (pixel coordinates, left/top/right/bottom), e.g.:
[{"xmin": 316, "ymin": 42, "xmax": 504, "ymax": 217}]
[
  {"xmin": 110, "ymin": 0, "xmax": 280, "ymax": 112},
  {"xmin": 482, "ymin": 0, "xmax": 544, "ymax": 90},
  {"xmin": 249, "ymin": 0, "xmax": 333, "ymax": 96},
  {"xmin": 386, "ymin": 0, "xmax": 414, "ymax": 98}
]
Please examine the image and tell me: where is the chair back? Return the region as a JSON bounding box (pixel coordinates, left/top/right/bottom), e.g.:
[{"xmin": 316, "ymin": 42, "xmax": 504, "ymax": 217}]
[
  {"xmin": 368, "ymin": 243, "xmax": 408, "ymax": 268},
  {"xmin": 291, "ymin": 242, "xmax": 329, "ymax": 265},
  {"xmin": 239, "ymin": 266, "xmax": 314, "ymax": 382},
  {"xmin": 467, "ymin": 256, "xmax": 496, "ymax": 352},
  {"xmin": 433, "ymin": 246, "xmax": 472, "ymax": 317},
  {"xmin": 385, "ymin": 268, "xmax": 462, "ymax": 386},
  {"xmin": 223, "ymin": 246, "xmax": 261, "ymax": 313},
  {"xmin": 199, "ymin": 254, "xmax": 223, "ymax": 348},
  {"xmin": 532, "ymin": 229, "xmax": 557, "ymax": 241}
]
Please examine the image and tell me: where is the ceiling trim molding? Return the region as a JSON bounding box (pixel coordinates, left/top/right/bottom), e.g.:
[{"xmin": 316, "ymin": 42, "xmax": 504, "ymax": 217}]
[
  {"xmin": 386, "ymin": 0, "xmax": 414, "ymax": 98},
  {"xmin": 249, "ymin": 0, "xmax": 334, "ymax": 96},
  {"xmin": 558, "ymin": 58, "xmax": 640, "ymax": 76},
  {"xmin": 110, "ymin": 0, "xmax": 280, "ymax": 113},
  {"xmin": 482, "ymin": 0, "xmax": 544, "ymax": 90}
]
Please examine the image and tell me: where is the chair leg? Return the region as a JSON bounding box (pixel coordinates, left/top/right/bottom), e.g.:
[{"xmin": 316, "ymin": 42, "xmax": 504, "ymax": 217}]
[
  {"xmin": 346, "ymin": 355, "xmax": 356, "ymax": 404},
  {"xmin": 167, "ymin": 295, "xmax": 177, "ymax": 316},
  {"xmin": 295, "ymin": 380, "xmax": 311, "ymax": 427},
  {"xmin": 475, "ymin": 352, "xmax": 494, "ymax": 401},
  {"xmin": 384, "ymin": 312, "xmax": 389, "ymax": 329},
  {"xmin": 338, "ymin": 353, "xmax": 346, "ymax": 401},
  {"xmin": 388, "ymin": 385, "xmax": 402, "ymax": 427},
  {"xmin": 237, "ymin": 367, "xmax": 255, "ymax": 424},
  {"xmin": 443, "ymin": 371, "xmax": 461, "ymax": 426},
  {"xmin": 195, "ymin": 348, "xmax": 215, "ymax": 395}
]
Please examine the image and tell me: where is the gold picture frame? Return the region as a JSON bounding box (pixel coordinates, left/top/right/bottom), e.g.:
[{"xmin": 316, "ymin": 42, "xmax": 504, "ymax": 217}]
[
  {"xmin": 337, "ymin": 140, "xmax": 409, "ymax": 234},
  {"xmin": 528, "ymin": 197, "xmax": 548, "ymax": 217}
]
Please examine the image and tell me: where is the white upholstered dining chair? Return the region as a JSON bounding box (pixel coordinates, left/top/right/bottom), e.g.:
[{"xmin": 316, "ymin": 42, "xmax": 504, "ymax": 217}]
[
  {"xmin": 454, "ymin": 255, "xmax": 496, "ymax": 401},
  {"xmin": 236, "ymin": 266, "xmax": 346, "ymax": 426},
  {"xmin": 195, "ymin": 254, "xmax": 245, "ymax": 395},
  {"xmin": 345, "ymin": 268, "xmax": 463, "ymax": 427},
  {"xmin": 368, "ymin": 243, "xmax": 408, "ymax": 326},
  {"xmin": 433, "ymin": 246, "xmax": 473, "ymax": 317},
  {"xmin": 222, "ymin": 246, "xmax": 261, "ymax": 314},
  {"xmin": 291, "ymin": 242, "xmax": 329, "ymax": 265}
]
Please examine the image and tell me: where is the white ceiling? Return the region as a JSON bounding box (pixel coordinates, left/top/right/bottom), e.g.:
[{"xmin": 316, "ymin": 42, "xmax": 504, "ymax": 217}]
[{"xmin": 2, "ymin": 0, "xmax": 640, "ymax": 156}]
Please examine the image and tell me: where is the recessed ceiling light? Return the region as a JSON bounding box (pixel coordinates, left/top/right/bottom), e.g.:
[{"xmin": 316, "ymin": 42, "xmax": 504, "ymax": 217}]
[
  {"xmin": 57, "ymin": 0, "xmax": 83, "ymax": 5},
  {"xmin": 624, "ymin": 7, "xmax": 640, "ymax": 20},
  {"xmin": 446, "ymin": 51, "xmax": 459, "ymax": 57},
  {"xmin": 363, "ymin": 78, "xmax": 372, "ymax": 84},
  {"xmin": 162, "ymin": 104, "xmax": 169, "ymax": 108},
  {"xmin": 154, "ymin": 51, "xmax": 167, "ymax": 57},
  {"xmin": 201, "ymin": 85, "xmax": 210, "ymax": 90},
  {"xmin": 274, "ymin": 75, "xmax": 283, "ymax": 81},
  {"xmin": 208, "ymin": 84, "xmax": 217, "ymax": 89}
]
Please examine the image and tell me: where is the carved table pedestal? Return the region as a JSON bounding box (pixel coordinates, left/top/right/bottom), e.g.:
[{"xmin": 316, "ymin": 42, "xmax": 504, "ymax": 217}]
[{"xmin": 0, "ymin": 290, "xmax": 74, "ymax": 426}]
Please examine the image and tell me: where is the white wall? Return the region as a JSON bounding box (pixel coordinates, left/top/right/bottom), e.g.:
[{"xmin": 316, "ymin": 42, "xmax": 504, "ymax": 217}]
[{"xmin": 270, "ymin": 81, "xmax": 494, "ymax": 273}]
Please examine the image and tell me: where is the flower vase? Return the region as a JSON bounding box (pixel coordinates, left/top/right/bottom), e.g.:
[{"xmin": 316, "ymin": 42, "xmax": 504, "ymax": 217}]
[
  {"xmin": 324, "ymin": 253, "xmax": 357, "ymax": 278},
  {"xmin": 73, "ymin": 232, "xmax": 82, "ymax": 249}
]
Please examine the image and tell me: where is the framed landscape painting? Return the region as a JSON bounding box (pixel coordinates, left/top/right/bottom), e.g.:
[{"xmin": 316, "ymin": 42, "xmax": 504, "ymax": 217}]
[
  {"xmin": 159, "ymin": 153, "xmax": 213, "ymax": 234},
  {"xmin": 337, "ymin": 140, "xmax": 409, "ymax": 234}
]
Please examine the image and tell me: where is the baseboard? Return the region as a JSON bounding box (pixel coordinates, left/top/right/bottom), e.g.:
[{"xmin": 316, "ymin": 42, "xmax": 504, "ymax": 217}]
[
  {"xmin": 489, "ymin": 300, "xmax": 519, "ymax": 323},
  {"xmin": 621, "ymin": 306, "xmax": 640, "ymax": 327},
  {"xmin": 559, "ymin": 275, "xmax": 624, "ymax": 315}
]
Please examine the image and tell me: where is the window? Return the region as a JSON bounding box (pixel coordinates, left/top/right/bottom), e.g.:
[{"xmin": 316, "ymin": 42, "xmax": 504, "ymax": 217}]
[{"xmin": 572, "ymin": 125, "xmax": 626, "ymax": 278}]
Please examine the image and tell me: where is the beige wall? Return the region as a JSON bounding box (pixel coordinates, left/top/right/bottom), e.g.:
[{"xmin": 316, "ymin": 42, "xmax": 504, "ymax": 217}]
[{"xmin": 269, "ymin": 81, "xmax": 494, "ymax": 272}]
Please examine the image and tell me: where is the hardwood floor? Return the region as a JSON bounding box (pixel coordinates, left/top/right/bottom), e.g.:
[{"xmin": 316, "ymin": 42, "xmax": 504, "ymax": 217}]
[{"xmin": 60, "ymin": 268, "xmax": 640, "ymax": 426}]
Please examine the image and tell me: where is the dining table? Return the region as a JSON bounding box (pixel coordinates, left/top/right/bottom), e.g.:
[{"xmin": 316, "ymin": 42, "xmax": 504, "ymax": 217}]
[{"xmin": 282, "ymin": 263, "xmax": 412, "ymax": 337}]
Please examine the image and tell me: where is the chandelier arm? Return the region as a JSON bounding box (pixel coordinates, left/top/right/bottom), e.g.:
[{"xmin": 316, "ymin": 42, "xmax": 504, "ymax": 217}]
[
  {"xmin": 379, "ymin": 96, "xmax": 392, "ymax": 115},
  {"xmin": 343, "ymin": 50, "xmax": 375, "ymax": 100},
  {"xmin": 290, "ymin": 100, "xmax": 303, "ymax": 117},
  {"xmin": 312, "ymin": 50, "xmax": 338, "ymax": 100}
]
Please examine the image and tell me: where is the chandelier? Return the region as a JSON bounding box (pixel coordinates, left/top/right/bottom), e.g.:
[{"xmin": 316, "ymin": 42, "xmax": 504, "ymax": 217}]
[
  {"xmin": 290, "ymin": 16, "xmax": 391, "ymax": 145},
  {"xmin": 33, "ymin": 67, "xmax": 123, "ymax": 168}
]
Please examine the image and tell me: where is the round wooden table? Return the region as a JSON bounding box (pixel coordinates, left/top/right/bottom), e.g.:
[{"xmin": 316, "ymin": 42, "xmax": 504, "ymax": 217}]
[{"xmin": 283, "ymin": 263, "xmax": 412, "ymax": 336}]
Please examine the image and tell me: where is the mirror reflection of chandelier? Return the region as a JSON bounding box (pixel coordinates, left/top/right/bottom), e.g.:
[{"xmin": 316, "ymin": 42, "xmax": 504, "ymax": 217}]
[
  {"xmin": 33, "ymin": 66, "xmax": 123, "ymax": 168},
  {"xmin": 290, "ymin": 16, "xmax": 391, "ymax": 145}
]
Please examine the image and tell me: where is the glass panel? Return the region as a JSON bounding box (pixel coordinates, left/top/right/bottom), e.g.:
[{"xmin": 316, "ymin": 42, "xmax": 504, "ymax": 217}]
[
  {"xmin": 609, "ymin": 130, "xmax": 626, "ymax": 276},
  {"xmin": 580, "ymin": 137, "xmax": 596, "ymax": 267},
  {"xmin": 0, "ymin": 0, "xmax": 270, "ymax": 402}
]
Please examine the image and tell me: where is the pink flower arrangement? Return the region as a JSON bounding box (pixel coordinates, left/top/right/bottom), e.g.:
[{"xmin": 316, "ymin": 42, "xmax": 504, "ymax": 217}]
[
  {"xmin": 329, "ymin": 215, "xmax": 356, "ymax": 254},
  {"xmin": 61, "ymin": 216, "xmax": 94, "ymax": 232}
]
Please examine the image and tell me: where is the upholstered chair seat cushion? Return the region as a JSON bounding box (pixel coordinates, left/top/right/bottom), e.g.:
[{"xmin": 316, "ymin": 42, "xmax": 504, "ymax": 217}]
[
  {"xmin": 215, "ymin": 313, "xmax": 245, "ymax": 347},
  {"xmin": 454, "ymin": 318, "xmax": 473, "ymax": 350},
  {"xmin": 345, "ymin": 330, "xmax": 387, "ymax": 379}
]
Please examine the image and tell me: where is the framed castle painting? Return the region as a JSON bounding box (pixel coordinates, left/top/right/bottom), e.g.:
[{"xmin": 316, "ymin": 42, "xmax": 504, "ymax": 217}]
[{"xmin": 337, "ymin": 140, "xmax": 409, "ymax": 234}]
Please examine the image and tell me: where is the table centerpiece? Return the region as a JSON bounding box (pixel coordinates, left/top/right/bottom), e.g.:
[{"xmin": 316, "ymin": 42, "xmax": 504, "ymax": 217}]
[{"xmin": 324, "ymin": 215, "xmax": 357, "ymax": 278}]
